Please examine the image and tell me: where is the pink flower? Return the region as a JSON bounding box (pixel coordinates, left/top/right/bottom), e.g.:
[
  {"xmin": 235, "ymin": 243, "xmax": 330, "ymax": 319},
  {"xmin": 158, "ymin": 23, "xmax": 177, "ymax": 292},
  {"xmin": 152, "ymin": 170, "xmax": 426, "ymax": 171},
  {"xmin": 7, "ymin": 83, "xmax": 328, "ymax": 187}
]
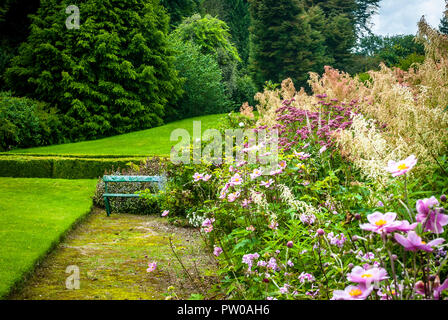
[
  {"xmin": 415, "ymin": 277, "xmax": 448, "ymax": 300},
  {"xmin": 203, "ymin": 174, "xmax": 212, "ymax": 181},
  {"xmin": 227, "ymin": 191, "xmax": 240, "ymax": 202},
  {"xmin": 146, "ymin": 262, "xmax": 157, "ymax": 273},
  {"xmin": 161, "ymin": 210, "xmax": 169, "ymax": 217},
  {"xmin": 394, "ymin": 231, "xmax": 445, "ymax": 252},
  {"xmin": 229, "ymin": 173, "xmax": 243, "ymax": 186},
  {"xmin": 332, "ymin": 284, "xmax": 373, "ymax": 300},
  {"xmin": 293, "ymin": 150, "xmax": 311, "ymax": 160},
  {"xmin": 202, "ymin": 218, "xmax": 215, "ymax": 233},
  {"xmin": 279, "ymin": 160, "xmax": 287, "ymax": 169},
  {"xmin": 193, "ymin": 172, "xmax": 203, "ymax": 182},
  {"xmin": 347, "ymin": 266, "xmax": 388, "ymax": 286},
  {"xmin": 213, "ymin": 246, "xmax": 223, "ymax": 257},
  {"xmin": 246, "ymin": 225, "xmax": 255, "ymax": 232},
  {"xmin": 298, "ymin": 272, "xmax": 315, "ymax": 283},
  {"xmin": 268, "ymin": 221, "xmax": 278, "ymax": 230},
  {"xmin": 360, "ymin": 212, "xmax": 414, "ymax": 234},
  {"xmin": 386, "ymin": 155, "xmax": 417, "ymax": 177},
  {"xmin": 319, "ymin": 145, "xmax": 327, "ymax": 154},
  {"xmin": 250, "ymin": 168, "xmax": 263, "ymax": 180},
  {"xmin": 416, "ymin": 196, "xmax": 448, "ymax": 234},
  {"xmin": 260, "ymin": 179, "xmax": 274, "ymax": 188},
  {"xmin": 270, "ymin": 168, "xmax": 283, "ymax": 175}
]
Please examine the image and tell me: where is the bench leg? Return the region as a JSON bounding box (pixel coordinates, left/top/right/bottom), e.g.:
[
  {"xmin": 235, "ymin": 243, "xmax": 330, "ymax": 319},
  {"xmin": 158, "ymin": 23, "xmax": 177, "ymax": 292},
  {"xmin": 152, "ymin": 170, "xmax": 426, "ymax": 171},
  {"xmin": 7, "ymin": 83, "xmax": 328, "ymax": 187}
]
[{"xmin": 104, "ymin": 196, "xmax": 111, "ymax": 217}]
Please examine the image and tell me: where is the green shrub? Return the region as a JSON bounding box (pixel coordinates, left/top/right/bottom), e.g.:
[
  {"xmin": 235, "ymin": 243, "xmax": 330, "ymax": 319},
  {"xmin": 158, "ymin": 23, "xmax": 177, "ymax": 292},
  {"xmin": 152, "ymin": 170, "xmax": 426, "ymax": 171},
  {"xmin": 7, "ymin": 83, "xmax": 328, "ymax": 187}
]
[
  {"xmin": 231, "ymin": 74, "xmax": 258, "ymax": 109},
  {"xmin": 397, "ymin": 52, "xmax": 425, "ymax": 71},
  {"xmin": 0, "ymin": 92, "xmax": 63, "ymax": 151}
]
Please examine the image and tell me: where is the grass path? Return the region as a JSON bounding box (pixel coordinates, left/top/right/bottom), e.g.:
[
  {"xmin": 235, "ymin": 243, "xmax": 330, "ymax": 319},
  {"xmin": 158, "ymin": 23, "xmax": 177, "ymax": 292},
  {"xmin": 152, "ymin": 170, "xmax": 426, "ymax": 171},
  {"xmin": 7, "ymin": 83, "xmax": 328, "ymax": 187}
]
[
  {"xmin": 7, "ymin": 114, "xmax": 225, "ymax": 156},
  {"xmin": 10, "ymin": 208, "xmax": 218, "ymax": 300},
  {"xmin": 0, "ymin": 178, "xmax": 97, "ymax": 298}
]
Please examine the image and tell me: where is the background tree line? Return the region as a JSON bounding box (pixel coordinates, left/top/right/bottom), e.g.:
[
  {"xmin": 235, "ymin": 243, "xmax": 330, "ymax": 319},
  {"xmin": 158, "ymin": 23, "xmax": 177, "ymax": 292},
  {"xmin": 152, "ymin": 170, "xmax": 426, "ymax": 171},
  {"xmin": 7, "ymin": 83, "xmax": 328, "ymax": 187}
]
[{"xmin": 0, "ymin": 0, "xmax": 442, "ymax": 150}]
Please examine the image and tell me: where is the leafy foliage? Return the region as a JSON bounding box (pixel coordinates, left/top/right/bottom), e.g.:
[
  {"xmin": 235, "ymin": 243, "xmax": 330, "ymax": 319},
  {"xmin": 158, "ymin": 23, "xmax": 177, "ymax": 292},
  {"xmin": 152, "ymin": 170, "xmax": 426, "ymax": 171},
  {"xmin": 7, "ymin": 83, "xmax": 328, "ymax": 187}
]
[
  {"xmin": 0, "ymin": 92, "xmax": 63, "ymax": 151},
  {"xmin": 5, "ymin": 0, "xmax": 182, "ymax": 142},
  {"xmin": 169, "ymin": 39, "xmax": 231, "ymax": 119}
]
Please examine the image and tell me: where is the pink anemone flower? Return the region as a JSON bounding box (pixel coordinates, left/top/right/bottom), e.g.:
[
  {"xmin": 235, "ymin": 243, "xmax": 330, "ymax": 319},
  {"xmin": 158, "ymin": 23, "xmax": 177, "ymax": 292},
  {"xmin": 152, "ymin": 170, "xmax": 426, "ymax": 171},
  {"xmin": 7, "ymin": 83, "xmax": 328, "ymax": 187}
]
[
  {"xmin": 416, "ymin": 196, "xmax": 448, "ymax": 234},
  {"xmin": 386, "ymin": 155, "xmax": 417, "ymax": 177},
  {"xmin": 161, "ymin": 210, "xmax": 169, "ymax": 217},
  {"xmin": 332, "ymin": 284, "xmax": 373, "ymax": 300},
  {"xmin": 146, "ymin": 262, "xmax": 157, "ymax": 273},
  {"xmin": 347, "ymin": 266, "xmax": 389, "ymax": 286},
  {"xmin": 394, "ymin": 231, "xmax": 445, "ymax": 252},
  {"xmin": 213, "ymin": 247, "xmax": 223, "ymax": 257},
  {"xmin": 415, "ymin": 277, "xmax": 448, "ymax": 300},
  {"xmin": 360, "ymin": 212, "xmax": 407, "ymax": 234},
  {"xmin": 229, "ymin": 173, "xmax": 243, "ymax": 186},
  {"xmin": 193, "ymin": 172, "xmax": 203, "ymax": 182}
]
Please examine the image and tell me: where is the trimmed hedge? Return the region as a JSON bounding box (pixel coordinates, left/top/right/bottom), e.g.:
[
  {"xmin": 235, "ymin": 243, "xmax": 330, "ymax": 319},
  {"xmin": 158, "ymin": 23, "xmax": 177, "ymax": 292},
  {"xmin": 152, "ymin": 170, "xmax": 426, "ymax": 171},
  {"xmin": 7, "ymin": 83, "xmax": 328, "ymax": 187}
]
[
  {"xmin": 0, "ymin": 156, "xmax": 151, "ymax": 179},
  {"xmin": 0, "ymin": 153, "xmax": 165, "ymax": 159}
]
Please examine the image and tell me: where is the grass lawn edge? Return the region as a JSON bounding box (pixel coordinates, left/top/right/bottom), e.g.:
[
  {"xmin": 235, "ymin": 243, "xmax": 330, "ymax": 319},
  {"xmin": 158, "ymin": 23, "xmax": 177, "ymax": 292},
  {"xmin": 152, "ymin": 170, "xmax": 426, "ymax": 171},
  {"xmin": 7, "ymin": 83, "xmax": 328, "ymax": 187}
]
[{"xmin": 1, "ymin": 204, "xmax": 96, "ymax": 299}]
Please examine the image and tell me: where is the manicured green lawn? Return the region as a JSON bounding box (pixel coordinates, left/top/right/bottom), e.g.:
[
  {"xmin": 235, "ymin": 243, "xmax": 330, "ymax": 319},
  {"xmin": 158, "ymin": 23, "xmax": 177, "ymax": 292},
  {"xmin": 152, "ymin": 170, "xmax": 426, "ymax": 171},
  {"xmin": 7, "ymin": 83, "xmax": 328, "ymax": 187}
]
[
  {"xmin": 0, "ymin": 178, "xmax": 97, "ymax": 298},
  {"xmin": 7, "ymin": 114, "xmax": 225, "ymax": 156}
]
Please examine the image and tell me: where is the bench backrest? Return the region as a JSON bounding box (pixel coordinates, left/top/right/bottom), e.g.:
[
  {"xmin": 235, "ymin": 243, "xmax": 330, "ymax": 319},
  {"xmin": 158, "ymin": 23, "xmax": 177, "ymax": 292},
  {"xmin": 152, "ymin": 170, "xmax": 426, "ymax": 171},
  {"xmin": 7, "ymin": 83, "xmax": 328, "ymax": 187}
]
[
  {"xmin": 103, "ymin": 175, "xmax": 165, "ymax": 192},
  {"xmin": 103, "ymin": 175, "xmax": 163, "ymax": 183}
]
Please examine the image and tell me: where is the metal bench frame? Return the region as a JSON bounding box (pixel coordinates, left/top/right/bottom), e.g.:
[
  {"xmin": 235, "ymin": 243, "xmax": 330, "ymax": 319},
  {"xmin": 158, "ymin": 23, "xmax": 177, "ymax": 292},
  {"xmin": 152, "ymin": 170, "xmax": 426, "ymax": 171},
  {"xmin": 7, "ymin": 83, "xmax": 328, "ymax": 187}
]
[{"xmin": 102, "ymin": 175, "xmax": 165, "ymax": 216}]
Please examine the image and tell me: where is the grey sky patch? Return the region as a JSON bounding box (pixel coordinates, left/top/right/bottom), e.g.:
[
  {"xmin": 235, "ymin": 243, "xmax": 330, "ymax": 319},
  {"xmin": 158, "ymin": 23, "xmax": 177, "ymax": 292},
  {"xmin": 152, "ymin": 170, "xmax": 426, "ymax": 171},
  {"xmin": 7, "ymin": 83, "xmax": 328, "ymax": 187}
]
[{"xmin": 371, "ymin": 0, "xmax": 445, "ymax": 36}]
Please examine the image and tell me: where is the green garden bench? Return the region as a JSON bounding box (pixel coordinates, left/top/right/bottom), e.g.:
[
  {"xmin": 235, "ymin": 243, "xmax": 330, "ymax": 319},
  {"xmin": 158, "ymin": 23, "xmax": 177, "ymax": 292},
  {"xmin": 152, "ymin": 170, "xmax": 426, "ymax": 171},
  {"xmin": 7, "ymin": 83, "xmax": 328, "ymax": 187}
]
[{"xmin": 102, "ymin": 175, "xmax": 165, "ymax": 216}]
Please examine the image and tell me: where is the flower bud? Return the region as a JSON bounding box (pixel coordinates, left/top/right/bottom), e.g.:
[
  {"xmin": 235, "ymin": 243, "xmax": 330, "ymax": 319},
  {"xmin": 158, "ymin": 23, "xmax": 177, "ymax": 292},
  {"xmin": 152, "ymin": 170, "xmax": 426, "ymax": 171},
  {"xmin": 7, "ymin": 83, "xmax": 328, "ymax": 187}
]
[
  {"xmin": 392, "ymin": 254, "xmax": 398, "ymax": 261},
  {"xmin": 287, "ymin": 241, "xmax": 294, "ymax": 248},
  {"xmin": 348, "ymin": 263, "xmax": 354, "ymax": 269},
  {"xmin": 316, "ymin": 229, "xmax": 325, "ymax": 236},
  {"xmin": 352, "ymin": 235, "xmax": 359, "ymax": 241},
  {"xmin": 441, "ymin": 194, "xmax": 447, "ymax": 203},
  {"xmin": 354, "ymin": 213, "xmax": 361, "ymax": 220},
  {"xmin": 435, "ymin": 260, "xmax": 441, "ymax": 267}
]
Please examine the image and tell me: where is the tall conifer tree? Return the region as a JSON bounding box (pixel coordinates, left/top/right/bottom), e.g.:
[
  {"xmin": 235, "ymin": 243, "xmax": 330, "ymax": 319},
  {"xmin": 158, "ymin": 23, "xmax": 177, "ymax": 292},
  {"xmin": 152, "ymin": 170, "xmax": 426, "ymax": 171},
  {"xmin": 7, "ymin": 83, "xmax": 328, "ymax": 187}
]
[
  {"xmin": 5, "ymin": 0, "xmax": 182, "ymax": 141},
  {"xmin": 248, "ymin": 0, "xmax": 326, "ymax": 88}
]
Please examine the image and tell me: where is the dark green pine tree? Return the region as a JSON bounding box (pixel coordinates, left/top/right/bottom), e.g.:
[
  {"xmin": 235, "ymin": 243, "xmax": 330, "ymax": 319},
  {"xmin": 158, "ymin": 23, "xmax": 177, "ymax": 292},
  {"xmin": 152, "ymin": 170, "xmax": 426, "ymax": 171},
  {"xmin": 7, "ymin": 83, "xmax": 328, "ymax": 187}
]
[
  {"xmin": 248, "ymin": 0, "xmax": 327, "ymax": 88},
  {"xmin": 302, "ymin": 0, "xmax": 358, "ymax": 71},
  {"xmin": 440, "ymin": 15, "xmax": 448, "ymax": 35},
  {"xmin": 222, "ymin": 0, "xmax": 251, "ymax": 66},
  {"xmin": 160, "ymin": 0, "xmax": 201, "ymax": 28},
  {"xmin": 5, "ymin": 0, "xmax": 182, "ymax": 141}
]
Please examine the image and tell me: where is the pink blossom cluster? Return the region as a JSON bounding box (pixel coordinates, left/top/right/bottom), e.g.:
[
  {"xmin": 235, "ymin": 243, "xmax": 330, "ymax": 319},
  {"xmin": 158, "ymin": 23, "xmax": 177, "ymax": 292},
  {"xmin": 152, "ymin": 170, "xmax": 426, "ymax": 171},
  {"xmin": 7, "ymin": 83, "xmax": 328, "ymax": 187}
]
[{"xmin": 273, "ymin": 98, "xmax": 357, "ymax": 152}]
